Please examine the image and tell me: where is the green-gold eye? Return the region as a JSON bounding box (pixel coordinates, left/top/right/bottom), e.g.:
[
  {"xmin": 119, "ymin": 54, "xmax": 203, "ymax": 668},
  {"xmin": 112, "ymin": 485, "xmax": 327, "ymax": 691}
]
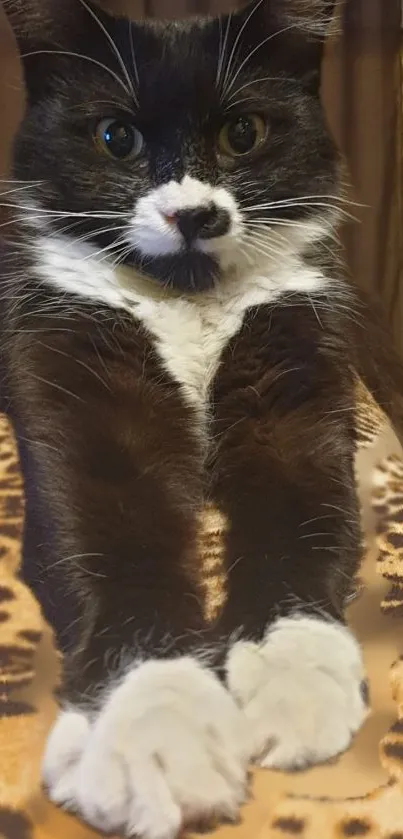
[
  {"xmin": 94, "ymin": 118, "xmax": 144, "ymax": 160},
  {"xmin": 218, "ymin": 114, "xmax": 267, "ymax": 158}
]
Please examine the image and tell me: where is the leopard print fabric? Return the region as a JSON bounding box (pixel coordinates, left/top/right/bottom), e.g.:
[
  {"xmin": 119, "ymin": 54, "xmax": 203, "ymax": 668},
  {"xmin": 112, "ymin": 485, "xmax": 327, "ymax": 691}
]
[{"xmin": 1, "ymin": 382, "xmax": 403, "ymax": 839}]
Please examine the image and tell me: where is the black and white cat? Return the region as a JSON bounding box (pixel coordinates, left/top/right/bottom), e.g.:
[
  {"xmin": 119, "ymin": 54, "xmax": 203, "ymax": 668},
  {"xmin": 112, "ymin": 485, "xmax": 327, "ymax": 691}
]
[{"xmin": 1, "ymin": 0, "xmax": 402, "ymax": 836}]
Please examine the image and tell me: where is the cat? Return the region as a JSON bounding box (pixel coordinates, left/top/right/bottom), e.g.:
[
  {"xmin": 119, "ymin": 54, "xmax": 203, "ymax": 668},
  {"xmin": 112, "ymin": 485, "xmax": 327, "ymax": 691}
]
[{"xmin": 1, "ymin": 0, "xmax": 403, "ymax": 836}]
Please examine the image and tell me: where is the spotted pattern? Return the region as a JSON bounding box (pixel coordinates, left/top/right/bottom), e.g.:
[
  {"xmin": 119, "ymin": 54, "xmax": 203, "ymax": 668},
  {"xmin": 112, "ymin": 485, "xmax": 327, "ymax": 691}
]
[
  {"xmin": 271, "ymin": 816, "xmax": 306, "ymax": 834},
  {"xmin": 354, "ymin": 379, "xmax": 386, "ymax": 450},
  {"xmin": 0, "ymin": 390, "xmax": 401, "ymax": 838},
  {"xmin": 0, "ymin": 809, "xmax": 32, "ymax": 839},
  {"xmin": 372, "ymin": 455, "xmax": 403, "ymax": 615},
  {"xmin": 339, "ymin": 818, "xmax": 372, "ymax": 836},
  {"xmin": 0, "ymin": 587, "xmax": 15, "ymax": 604}
]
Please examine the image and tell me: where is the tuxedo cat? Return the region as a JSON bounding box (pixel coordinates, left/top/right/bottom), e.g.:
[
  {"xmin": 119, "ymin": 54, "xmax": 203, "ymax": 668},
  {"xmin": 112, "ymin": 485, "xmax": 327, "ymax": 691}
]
[{"xmin": 1, "ymin": 0, "xmax": 403, "ymax": 836}]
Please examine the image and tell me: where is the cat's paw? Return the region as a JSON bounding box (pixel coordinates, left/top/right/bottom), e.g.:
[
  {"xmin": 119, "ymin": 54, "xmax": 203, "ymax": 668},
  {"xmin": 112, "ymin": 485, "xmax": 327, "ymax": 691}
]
[
  {"xmin": 43, "ymin": 658, "xmax": 250, "ymax": 839},
  {"xmin": 226, "ymin": 616, "xmax": 368, "ymax": 771}
]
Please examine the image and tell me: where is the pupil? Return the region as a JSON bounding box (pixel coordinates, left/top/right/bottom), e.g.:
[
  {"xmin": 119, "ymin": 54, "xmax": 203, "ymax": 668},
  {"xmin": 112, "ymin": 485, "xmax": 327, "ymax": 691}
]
[
  {"xmin": 228, "ymin": 117, "xmax": 257, "ymax": 154},
  {"xmin": 104, "ymin": 122, "xmax": 133, "ymax": 157}
]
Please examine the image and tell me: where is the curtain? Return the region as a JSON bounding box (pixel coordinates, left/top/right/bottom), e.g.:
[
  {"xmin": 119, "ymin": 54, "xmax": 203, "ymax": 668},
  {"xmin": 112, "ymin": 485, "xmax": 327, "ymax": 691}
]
[{"xmin": 0, "ymin": 0, "xmax": 401, "ymax": 349}]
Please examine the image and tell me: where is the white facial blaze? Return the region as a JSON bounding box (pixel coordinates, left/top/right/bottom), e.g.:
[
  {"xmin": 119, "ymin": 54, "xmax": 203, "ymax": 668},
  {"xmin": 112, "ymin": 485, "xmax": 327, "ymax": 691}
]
[{"xmin": 129, "ymin": 175, "xmax": 242, "ymax": 258}]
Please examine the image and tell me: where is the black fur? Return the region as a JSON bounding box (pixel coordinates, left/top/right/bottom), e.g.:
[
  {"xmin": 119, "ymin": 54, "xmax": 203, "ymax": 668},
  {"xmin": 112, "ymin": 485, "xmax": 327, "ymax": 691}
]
[
  {"xmin": 6, "ymin": 0, "xmax": 338, "ymax": 291},
  {"xmin": 1, "ymin": 0, "xmax": 402, "ymax": 705}
]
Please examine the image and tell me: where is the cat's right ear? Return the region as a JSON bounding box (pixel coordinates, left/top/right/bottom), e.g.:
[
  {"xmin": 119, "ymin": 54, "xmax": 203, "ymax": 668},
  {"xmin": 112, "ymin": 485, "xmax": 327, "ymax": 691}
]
[
  {"xmin": 2, "ymin": 0, "xmax": 116, "ymax": 102},
  {"xmin": 232, "ymin": 0, "xmax": 336, "ymax": 88}
]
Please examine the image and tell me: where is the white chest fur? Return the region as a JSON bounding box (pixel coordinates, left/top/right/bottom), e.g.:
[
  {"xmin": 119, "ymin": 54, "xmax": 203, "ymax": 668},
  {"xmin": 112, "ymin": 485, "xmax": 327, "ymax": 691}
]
[
  {"xmin": 131, "ymin": 295, "xmax": 241, "ymax": 412},
  {"xmin": 34, "ymin": 235, "xmax": 327, "ymax": 417}
]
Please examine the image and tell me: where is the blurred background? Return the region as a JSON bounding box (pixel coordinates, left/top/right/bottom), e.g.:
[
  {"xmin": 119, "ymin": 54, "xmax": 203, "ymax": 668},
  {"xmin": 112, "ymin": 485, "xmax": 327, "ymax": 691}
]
[{"xmin": 0, "ymin": 0, "xmax": 401, "ymax": 347}]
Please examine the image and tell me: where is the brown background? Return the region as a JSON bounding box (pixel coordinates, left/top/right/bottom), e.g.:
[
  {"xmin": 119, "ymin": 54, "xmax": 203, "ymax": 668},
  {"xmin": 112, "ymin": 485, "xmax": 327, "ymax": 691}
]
[{"xmin": 0, "ymin": 0, "xmax": 401, "ymax": 348}]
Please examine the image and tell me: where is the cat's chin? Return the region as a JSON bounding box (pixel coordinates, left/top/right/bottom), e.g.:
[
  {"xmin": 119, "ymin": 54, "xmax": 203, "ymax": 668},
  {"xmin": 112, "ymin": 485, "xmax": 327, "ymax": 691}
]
[{"xmin": 122, "ymin": 249, "xmax": 221, "ymax": 293}]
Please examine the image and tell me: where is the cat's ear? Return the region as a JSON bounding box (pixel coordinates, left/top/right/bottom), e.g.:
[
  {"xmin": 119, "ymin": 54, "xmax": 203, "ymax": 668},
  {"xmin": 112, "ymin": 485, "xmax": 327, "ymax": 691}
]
[
  {"xmin": 2, "ymin": 0, "xmax": 108, "ymax": 51},
  {"xmin": 233, "ymin": 0, "xmax": 336, "ymax": 87},
  {"xmin": 2, "ymin": 0, "xmax": 118, "ymax": 101},
  {"xmin": 236, "ymin": 0, "xmax": 336, "ymax": 35}
]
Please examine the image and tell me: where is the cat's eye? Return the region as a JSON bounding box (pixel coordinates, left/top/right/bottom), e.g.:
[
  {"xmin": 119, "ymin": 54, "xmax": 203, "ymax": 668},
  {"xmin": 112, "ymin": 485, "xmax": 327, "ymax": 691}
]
[
  {"xmin": 218, "ymin": 114, "xmax": 267, "ymax": 159},
  {"xmin": 94, "ymin": 118, "xmax": 143, "ymax": 160}
]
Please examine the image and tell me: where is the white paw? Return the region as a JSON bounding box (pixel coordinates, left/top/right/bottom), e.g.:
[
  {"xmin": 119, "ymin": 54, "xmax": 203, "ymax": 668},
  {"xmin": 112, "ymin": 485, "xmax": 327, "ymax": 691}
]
[
  {"xmin": 226, "ymin": 617, "xmax": 368, "ymax": 771},
  {"xmin": 43, "ymin": 657, "xmax": 250, "ymax": 839}
]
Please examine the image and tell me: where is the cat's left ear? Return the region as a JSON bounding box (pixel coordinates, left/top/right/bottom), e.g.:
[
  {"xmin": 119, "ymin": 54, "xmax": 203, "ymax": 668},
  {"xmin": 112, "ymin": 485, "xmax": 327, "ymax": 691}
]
[
  {"xmin": 2, "ymin": 0, "xmax": 120, "ymax": 102},
  {"xmin": 2, "ymin": 0, "xmax": 111, "ymax": 52},
  {"xmin": 233, "ymin": 0, "xmax": 336, "ymax": 88}
]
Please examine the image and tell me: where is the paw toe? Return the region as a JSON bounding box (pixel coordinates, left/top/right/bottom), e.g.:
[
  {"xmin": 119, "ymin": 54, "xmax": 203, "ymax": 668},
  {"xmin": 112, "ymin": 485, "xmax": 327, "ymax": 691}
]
[
  {"xmin": 126, "ymin": 761, "xmax": 182, "ymax": 839},
  {"xmin": 75, "ymin": 752, "xmax": 130, "ymax": 833},
  {"xmin": 46, "ymin": 765, "xmax": 80, "ymax": 808},
  {"xmin": 43, "ymin": 709, "xmax": 90, "ymax": 789}
]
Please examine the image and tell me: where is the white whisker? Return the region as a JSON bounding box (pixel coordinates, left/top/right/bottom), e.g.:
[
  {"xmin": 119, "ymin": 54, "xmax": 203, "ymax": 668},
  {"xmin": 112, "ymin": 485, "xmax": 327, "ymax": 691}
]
[
  {"xmin": 78, "ymin": 0, "xmax": 138, "ymax": 104},
  {"xmin": 241, "ymin": 193, "xmax": 363, "ymax": 209},
  {"xmin": 224, "ymin": 23, "xmax": 305, "ymax": 99},
  {"xmin": 220, "ymin": 0, "xmax": 265, "ymax": 99},
  {"xmin": 241, "ymin": 237, "xmax": 284, "ymax": 263},
  {"xmin": 21, "ymin": 50, "xmax": 131, "ymax": 99},
  {"xmin": 216, "ymin": 12, "xmax": 232, "ymax": 91},
  {"xmin": 83, "ymin": 237, "xmax": 126, "ymax": 262},
  {"xmin": 307, "ymin": 295, "xmax": 324, "ymax": 328},
  {"xmin": 245, "ymin": 220, "xmax": 341, "ymax": 252},
  {"xmin": 245, "ymin": 203, "xmax": 358, "ymax": 223},
  {"xmin": 5, "ymin": 202, "xmax": 129, "ymax": 220},
  {"xmin": 227, "ymin": 75, "xmax": 299, "ymax": 103},
  {"xmin": 0, "ymin": 183, "xmax": 42, "ymax": 198},
  {"xmin": 243, "ymin": 231, "xmax": 287, "ymax": 258}
]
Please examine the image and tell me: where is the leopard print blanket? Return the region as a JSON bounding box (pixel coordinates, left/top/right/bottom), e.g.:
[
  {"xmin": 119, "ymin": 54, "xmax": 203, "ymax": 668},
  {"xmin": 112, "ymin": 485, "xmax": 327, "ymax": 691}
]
[{"xmin": 1, "ymin": 383, "xmax": 403, "ymax": 839}]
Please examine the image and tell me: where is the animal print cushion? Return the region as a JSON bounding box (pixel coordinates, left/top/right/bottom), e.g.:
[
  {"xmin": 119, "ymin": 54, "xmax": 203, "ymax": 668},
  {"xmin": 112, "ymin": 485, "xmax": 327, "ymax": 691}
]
[{"xmin": 1, "ymin": 384, "xmax": 403, "ymax": 839}]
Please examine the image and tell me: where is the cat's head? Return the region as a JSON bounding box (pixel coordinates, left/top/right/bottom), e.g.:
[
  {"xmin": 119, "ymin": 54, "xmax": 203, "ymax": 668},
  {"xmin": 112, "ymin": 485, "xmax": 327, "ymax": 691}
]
[{"xmin": 5, "ymin": 0, "xmax": 339, "ymax": 292}]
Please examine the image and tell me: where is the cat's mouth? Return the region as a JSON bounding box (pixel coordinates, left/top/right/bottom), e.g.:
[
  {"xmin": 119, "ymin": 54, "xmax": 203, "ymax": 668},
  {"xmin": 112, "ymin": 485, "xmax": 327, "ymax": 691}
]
[{"xmin": 122, "ymin": 249, "xmax": 221, "ymax": 293}]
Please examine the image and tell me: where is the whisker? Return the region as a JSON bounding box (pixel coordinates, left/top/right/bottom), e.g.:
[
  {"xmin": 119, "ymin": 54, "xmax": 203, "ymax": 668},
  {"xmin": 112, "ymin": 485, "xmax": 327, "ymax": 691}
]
[
  {"xmin": 242, "ymin": 235, "xmax": 286, "ymax": 260},
  {"xmin": 227, "ymin": 75, "xmax": 299, "ymax": 103},
  {"xmin": 21, "ymin": 49, "xmax": 131, "ymax": 99},
  {"xmin": 240, "ymin": 238, "xmax": 284, "ymax": 263},
  {"xmin": 241, "ymin": 193, "xmax": 364, "ymax": 209},
  {"xmin": 30, "ymin": 372, "xmax": 85, "ymax": 404},
  {"xmin": 38, "ymin": 340, "xmax": 112, "ymax": 393},
  {"xmin": 245, "ymin": 220, "xmax": 341, "ymax": 254},
  {"xmin": 224, "ymin": 23, "xmax": 305, "ymax": 99},
  {"xmin": 0, "ymin": 215, "xmax": 40, "ymax": 234},
  {"xmin": 72, "ymin": 224, "xmax": 128, "ymax": 247},
  {"xmin": 0, "ymin": 183, "xmax": 43, "ymax": 198},
  {"xmin": 0, "ymin": 179, "xmax": 43, "ymax": 185},
  {"xmin": 82, "ymin": 237, "xmax": 127, "ymax": 262},
  {"xmin": 243, "ymin": 224, "xmax": 292, "ymax": 249},
  {"xmin": 111, "ymin": 243, "xmax": 136, "ymax": 268},
  {"xmin": 236, "ymin": 243, "xmax": 255, "ymax": 268},
  {"xmin": 244, "ymin": 203, "xmax": 358, "ymax": 223},
  {"xmin": 67, "ymin": 99, "xmax": 129, "ymax": 114},
  {"xmin": 78, "ymin": 0, "xmax": 138, "ymax": 104},
  {"xmin": 4, "ymin": 202, "xmax": 130, "ymax": 220},
  {"xmin": 216, "ymin": 12, "xmax": 233, "ymax": 91},
  {"xmin": 307, "ymin": 294, "xmax": 324, "ymax": 328},
  {"xmin": 220, "ymin": 0, "xmax": 265, "ymax": 99}
]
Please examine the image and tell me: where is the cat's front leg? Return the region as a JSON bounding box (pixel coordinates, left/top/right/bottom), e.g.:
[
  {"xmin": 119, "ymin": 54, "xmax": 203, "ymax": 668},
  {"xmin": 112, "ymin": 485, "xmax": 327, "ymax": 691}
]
[
  {"xmin": 209, "ymin": 301, "xmax": 369, "ymax": 770},
  {"xmin": 8, "ymin": 311, "xmax": 249, "ymax": 837}
]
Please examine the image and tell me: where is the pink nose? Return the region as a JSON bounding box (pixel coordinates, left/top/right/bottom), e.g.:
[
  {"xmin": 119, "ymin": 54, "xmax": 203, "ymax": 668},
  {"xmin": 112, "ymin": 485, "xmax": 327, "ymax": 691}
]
[{"xmin": 162, "ymin": 213, "xmax": 176, "ymax": 225}]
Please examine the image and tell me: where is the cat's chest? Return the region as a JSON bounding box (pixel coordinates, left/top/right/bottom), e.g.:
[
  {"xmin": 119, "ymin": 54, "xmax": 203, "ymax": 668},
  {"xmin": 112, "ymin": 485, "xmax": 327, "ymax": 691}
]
[
  {"xmin": 122, "ymin": 269, "xmax": 326, "ymax": 417},
  {"xmin": 34, "ymin": 235, "xmax": 327, "ymax": 416},
  {"xmin": 128, "ymin": 295, "xmax": 245, "ymax": 413}
]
